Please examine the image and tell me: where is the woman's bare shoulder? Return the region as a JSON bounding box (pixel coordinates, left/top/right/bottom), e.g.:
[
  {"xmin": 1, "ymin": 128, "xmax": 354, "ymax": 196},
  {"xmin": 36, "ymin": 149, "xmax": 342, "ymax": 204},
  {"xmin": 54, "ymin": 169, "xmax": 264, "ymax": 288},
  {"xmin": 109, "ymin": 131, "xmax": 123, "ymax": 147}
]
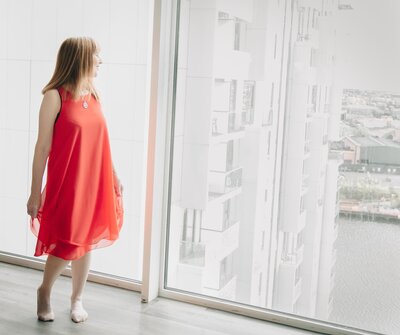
[
  {"xmin": 40, "ymin": 89, "xmax": 61, "ymax": 121},
  {"xmin": 42, "ymin": 89, "xmax": 61, "ymax": 107}
]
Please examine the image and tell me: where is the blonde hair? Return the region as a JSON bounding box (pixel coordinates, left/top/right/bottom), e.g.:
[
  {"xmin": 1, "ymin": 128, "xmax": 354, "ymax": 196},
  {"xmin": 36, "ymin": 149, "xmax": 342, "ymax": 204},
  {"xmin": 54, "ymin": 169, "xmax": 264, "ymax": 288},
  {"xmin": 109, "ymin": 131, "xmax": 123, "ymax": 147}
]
[{"xmin": 42, "ymin": 37, "xmax": 99, "ymax": 100}]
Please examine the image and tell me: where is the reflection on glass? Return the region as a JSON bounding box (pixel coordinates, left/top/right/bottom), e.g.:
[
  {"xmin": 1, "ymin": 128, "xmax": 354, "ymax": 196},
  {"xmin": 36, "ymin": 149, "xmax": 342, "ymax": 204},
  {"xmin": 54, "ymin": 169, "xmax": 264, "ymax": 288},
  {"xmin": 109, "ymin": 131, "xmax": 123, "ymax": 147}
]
[{"xmin": 167, "ymin": 1, "xmax": 400, "ymax": 334}]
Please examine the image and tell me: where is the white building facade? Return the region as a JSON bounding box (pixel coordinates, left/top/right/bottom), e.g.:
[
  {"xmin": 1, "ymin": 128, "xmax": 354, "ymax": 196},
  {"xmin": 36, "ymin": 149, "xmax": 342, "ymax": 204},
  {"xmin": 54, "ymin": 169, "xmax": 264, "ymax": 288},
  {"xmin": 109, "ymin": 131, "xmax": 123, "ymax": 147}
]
[{"xmin": 168, "ymin": 0, "xmax": 342, "ymax": 320}]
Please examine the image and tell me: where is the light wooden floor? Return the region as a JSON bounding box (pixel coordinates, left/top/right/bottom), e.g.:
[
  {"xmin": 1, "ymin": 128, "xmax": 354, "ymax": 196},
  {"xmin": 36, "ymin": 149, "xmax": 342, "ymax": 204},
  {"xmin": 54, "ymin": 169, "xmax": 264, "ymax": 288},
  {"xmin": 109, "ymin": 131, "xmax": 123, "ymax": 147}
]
[{"xmin": 0, "ymin": 262, "xmax": 322, "ymax": 335}]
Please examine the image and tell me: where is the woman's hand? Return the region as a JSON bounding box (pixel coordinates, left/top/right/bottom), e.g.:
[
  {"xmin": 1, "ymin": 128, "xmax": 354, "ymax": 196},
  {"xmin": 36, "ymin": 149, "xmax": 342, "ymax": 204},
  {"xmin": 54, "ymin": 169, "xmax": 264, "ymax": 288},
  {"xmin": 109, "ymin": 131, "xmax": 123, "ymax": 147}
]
[
  {"xmin": 113, "ymin": 174, "xmax": 124, "ymax": 196},
  {"xmin": 27, "ymin": 193, "xmax": 41, "ymax": 219},
  {"xmin": 112, "ymin": 164, "xmax": 123, "ymax": 195}
]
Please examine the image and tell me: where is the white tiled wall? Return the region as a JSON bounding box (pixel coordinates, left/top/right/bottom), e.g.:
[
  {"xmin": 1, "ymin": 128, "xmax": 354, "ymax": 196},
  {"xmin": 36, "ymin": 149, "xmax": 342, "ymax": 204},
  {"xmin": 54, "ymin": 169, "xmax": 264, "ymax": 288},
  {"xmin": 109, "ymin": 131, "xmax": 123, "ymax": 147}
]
[{"xmin": 0, "ymin": 0, "xmax": 151, "ymax": 281}]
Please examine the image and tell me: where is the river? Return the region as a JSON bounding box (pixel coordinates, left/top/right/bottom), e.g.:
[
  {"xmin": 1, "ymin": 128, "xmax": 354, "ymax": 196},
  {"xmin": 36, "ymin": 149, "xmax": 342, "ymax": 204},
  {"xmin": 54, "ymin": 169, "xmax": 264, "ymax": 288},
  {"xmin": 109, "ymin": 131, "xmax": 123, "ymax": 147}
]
[{"xmin": 329, "ymin": 219, "xmax": 400, "ymax": 334}]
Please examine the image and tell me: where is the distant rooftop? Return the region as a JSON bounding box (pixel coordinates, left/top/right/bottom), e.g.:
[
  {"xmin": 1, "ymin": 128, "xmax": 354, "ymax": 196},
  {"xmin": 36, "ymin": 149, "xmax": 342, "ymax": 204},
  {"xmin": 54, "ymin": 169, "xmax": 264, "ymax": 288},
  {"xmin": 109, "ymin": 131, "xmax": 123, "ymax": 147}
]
[
  {"xmin": 338, "ymin": 4, "xmax": 353, "ymax": 10},
  {"xmin": 347, "ymin": 136, "xmax": 400, "ymax": 148},
  {"xmin": 345, "ymin": 104, "xmax": 379, "ymax": 111}
]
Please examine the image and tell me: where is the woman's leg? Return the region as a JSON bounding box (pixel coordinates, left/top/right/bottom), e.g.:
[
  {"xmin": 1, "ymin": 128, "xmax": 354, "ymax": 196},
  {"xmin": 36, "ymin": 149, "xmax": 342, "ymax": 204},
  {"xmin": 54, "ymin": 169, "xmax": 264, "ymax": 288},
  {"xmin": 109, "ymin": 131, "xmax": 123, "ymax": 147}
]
[
  {"xmin": 37, "ymin": 255, "xmax": 70, "ymax": 321},
  {"xmin": 70, "ymin": 252, "xmax": 91, "ymax": 323}
]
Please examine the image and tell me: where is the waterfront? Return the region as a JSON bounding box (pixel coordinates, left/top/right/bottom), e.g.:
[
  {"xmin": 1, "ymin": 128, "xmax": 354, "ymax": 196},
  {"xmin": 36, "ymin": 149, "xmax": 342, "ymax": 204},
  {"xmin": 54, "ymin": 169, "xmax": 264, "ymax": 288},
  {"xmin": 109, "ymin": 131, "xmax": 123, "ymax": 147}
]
[{"xmin": 330, "ymin": 219, "xmax": 400, "ymax": 334}]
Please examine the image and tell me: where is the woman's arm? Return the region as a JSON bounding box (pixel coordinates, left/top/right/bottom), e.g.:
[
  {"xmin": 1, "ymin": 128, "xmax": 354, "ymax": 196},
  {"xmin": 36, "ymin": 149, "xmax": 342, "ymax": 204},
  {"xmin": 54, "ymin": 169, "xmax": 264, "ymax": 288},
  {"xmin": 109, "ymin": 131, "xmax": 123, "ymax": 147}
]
[{"xmin": 27, "ymin": 90, "xmax": 61, "ymax": 217}]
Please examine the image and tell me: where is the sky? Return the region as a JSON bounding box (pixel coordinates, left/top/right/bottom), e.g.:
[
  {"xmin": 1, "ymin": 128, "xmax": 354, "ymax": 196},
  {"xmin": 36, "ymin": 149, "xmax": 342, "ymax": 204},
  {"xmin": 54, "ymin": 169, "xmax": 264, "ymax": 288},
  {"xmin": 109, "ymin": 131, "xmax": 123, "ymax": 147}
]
[{"xmin": 335, "ymin": 0, "xmax": 400, "ymax": 93}]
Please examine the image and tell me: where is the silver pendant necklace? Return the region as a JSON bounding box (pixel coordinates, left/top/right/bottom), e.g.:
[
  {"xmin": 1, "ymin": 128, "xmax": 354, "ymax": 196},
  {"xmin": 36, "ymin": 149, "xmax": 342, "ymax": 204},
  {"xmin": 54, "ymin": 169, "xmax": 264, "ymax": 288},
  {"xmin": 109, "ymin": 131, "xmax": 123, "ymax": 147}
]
[{"xmin": 80, "ymin": 89, "xmax": 90, "ymax": 109}]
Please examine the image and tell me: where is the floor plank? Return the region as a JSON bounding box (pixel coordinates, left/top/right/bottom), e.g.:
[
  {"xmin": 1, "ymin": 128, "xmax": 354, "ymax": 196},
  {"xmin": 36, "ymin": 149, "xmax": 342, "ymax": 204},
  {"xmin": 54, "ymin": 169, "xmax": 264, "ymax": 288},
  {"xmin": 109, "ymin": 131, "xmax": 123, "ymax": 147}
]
[{"xmin": 0, "ymin": 262, "xmax": 322, "ymax": 335}]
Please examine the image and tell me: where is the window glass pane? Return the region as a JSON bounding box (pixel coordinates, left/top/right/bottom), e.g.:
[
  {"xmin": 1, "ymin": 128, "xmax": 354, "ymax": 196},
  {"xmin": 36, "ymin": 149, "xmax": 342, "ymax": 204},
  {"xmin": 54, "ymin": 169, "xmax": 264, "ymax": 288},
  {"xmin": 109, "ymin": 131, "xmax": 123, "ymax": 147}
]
[
  {"xmin": 0, "ymin": 0, "xmax": 150, "ymax": 282},
  {"xmin": 166, "ymin": 1, "xmax": 400, "ymax": 334}
]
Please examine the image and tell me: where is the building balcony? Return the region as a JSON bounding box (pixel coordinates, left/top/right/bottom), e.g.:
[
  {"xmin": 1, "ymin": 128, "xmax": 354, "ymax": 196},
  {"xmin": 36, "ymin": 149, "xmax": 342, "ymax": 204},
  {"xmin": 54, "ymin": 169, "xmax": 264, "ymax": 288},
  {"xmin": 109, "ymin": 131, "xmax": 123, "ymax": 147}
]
[
  {"xmin": 307, "ymin": 104, "xmax": 316, "ymax": 116},
  {"xmin": 213, "ymin": 50, "xmax": 251, "ymax": 79},
  {"xmin": 298, "ymin": 210, "xmax": 307, "ymax": 233},
  {"xmin": 203, "ymin": 250, "xmax": 236, "ymax": 290},
  {"xmin": 209, "ymin": 166, "xmax": 242, "ymax": 195},
  {"xmin": 294, "ymin": 277, "xmax": 303, "ymax": 302},
  {"xmin": 211, "ymin": 129, "xmax": 245, "ymax": 144},
  {"xmin": 275, "ymin": 261, "xmax": 303, "ymax": 310},
  {"xmin": 202, "ymin": 220, "xmax": 239, "ymax": 263},
  {"xmin": 292, "ymin": 65, "xmax": 317, "ymax": 85},
  {"xmin": 296, "ymin": 26, "xmax": 319, "ymax": 48},
  {"xmin": 209, "ymin": 140, "xmax": 240, "ymax": 172},
  {"xmin": 297, "ymin": 244, "xmax": 304, "ymax": 267},
  {"xmin": 322, "ymin": 134, "xmax": 328, "ymax": 145},
  {"xmin": 203, "ymin": 196, "xmax": 240, "ymax": 231},
  {"xmin": 179, "ymin": 240, "xmax": 206, "ymax": 267},
  {"xmin": 203, "ymin": 275, "xmax": 237, "ymax": 300},
  {"xmin": 211, "ymin": 111, "xmax": 245, "ymax": 136},
  {"xmin": 302, "ymin": 173, "xmax": 310, "ymax": 189},
  {"xmin": 208, "ymin": 187, "xmax": 242, "ymax": 205},
  {"xmin": 282, "ymin": 245, "xmax": 304, "ymax": 269},
  {"xmin": 241, "ymin": 108, "xmax": 254, "ymax": 126},
  {"xmin": 304, "ymin": 139, "xmax": 311, "ymax": 155}
]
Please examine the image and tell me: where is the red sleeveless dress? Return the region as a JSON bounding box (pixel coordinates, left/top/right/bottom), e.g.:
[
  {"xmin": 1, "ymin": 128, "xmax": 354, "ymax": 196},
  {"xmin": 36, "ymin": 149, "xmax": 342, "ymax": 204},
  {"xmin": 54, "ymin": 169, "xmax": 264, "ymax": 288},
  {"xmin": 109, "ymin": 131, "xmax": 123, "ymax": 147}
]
[{"xmin": 30, "ymin": 87, "xmax": 124, "ymax": 260}]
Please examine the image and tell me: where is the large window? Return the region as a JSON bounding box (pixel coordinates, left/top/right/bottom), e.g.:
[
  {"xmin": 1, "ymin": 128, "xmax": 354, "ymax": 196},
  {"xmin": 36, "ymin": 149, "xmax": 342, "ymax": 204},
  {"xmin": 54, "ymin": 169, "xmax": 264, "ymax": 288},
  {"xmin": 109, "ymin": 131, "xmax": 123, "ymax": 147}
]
[{"xmin": 165, "ymin": 1, "xmax": 400, "ymax": 334}]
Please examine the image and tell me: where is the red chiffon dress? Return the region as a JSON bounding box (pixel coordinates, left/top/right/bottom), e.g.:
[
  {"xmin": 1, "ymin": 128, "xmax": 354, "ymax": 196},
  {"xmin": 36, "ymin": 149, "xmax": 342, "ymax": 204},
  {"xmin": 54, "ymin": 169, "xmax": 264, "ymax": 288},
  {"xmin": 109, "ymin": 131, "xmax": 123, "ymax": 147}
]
[{"xmin": 30, "ymin": 87, "xmax": 124, "ymax": 260}]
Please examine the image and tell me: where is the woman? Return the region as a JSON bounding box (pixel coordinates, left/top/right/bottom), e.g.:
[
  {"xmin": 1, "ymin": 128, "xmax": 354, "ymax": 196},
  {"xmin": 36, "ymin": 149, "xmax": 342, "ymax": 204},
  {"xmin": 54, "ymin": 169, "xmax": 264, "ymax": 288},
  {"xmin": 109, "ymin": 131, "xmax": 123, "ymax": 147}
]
[{"xmin": 26, "ymin": 37, "xmax": 124, "ymax": 323}]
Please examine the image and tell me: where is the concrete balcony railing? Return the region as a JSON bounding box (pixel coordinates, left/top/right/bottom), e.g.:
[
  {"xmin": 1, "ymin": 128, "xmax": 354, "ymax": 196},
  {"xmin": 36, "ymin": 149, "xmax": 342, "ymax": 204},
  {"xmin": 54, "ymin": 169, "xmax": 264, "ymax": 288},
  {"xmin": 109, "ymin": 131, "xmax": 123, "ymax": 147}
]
[
  {"xmin": 298, "ymin": 210, "xmax": 307, "ymax": 233},
  {"xmin": 209, "ymin": 166, "xmax": 242, "ymax": 195},
  {"xmin": 297, "ymin": 27, "xmax": 319, "ymax": 48},
  {"xmin": 241, "ymin": 108, "xmax": 254, "ymax": 126},
  {"xmin": 211, "ymin": 111, "xmax": 245, "ymax": 137},
  {"xmin": 179, "ymin": 240, "xmax": 206, "ymax": 267},
  {"xmin": 213, "ymin": 50, "xmax": 251, "ymax": 79},
  {"xmin": 202, "ymin": 221, "xmax": 239, "ymax": 263},
  {"xmin": 275, "ymin": 261, "xmax": 303, "ymax": 310},
  {"xmin": 203, "ymin": 201, "xmax": 240, "ymax": 232},
  {"xmin": 304, "ymin": 139, "xmax": 311, "ymax": 155},
  {"xmin": 203, "ymin": 275, "xmax": 237, "ymax": 300}
]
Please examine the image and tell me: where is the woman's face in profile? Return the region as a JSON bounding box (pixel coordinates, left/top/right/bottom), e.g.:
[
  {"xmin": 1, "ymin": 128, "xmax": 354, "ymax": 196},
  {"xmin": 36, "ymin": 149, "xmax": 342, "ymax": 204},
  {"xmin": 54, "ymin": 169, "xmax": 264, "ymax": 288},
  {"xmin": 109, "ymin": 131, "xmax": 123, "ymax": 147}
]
[{"xmin": 92, "ymin": 51, "xmax": 102, "ymax": 77}]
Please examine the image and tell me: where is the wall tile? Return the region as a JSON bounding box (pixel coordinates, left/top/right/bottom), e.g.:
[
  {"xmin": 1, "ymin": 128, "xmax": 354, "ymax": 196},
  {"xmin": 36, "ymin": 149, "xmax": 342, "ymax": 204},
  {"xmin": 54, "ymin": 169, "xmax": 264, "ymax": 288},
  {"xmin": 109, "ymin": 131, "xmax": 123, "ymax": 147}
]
[
  {"xmin": 0, "ymin": 196, "xmax": 28, "ymax": 255},
  {"xmin": 0, "ymin": 130, "xmax": 5, "ymax": 192},
  {"xmin": 83, "ymin": 0, "xmax": 110, "ymax": 61},
  {"xmin": 5, "ymin": 61, "xmax": 30, "ymax": 131},
  {"xmin": 133, "ymin": 64, "xmax": 147, "ymax": 142},
  {"xmin": 56, "ymin": 0, "xmax": 84, "ymax": 44},
  {"xmin": 0, "ymin": 130, "xmax": 29, "ymax": 198},
  {"xmin": 31, "ymin": 0, "xmax": 58, "ymax": 60},
  {"xmin": 109, "ymin": 0, "xmax": 138, "ymax": 64},
  {"xmin": 103, "ymin": 64, "xmax": 136, "ymax": 140},
  {"xmin": 0, "ymin": 0, "xmax": 7, "ymax": 60},
  {"xmin": 29, "ymin": 61, "xmax": 55, "ymax": 131},
  {"xmin": 136, "ymin": 0, "xmax": 149, "ymax": 65},
  {"xmin": 0, "ymin": 60, "xmax": 6, "ymax": 128},
  {"xmin": 7, "ymin": 0, "xmax": 32, "ymax": 60}
]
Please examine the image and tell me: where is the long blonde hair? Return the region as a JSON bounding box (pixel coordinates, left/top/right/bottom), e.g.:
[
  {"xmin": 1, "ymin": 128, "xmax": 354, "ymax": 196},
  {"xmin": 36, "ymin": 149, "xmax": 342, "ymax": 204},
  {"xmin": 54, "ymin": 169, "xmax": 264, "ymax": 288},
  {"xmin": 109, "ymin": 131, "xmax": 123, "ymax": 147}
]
[{"xmin": 42, "ymin": 37, "xmax": 99, "ymax": 100}]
